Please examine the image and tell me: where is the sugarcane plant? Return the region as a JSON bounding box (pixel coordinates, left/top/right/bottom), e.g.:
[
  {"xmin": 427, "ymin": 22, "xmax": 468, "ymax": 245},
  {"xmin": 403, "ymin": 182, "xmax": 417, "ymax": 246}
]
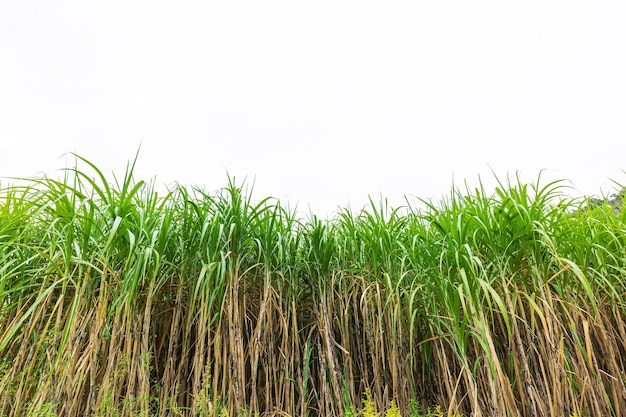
[{"xmin": 0, "ymin": 155, "xmax": 624, "ymax": 417}]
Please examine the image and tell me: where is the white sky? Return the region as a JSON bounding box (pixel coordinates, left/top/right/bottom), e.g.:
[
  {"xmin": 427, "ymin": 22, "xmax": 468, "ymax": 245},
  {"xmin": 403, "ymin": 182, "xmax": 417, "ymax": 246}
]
[{"xmin": 1, "ymin": 1, "xmax": 625, "ymax": 216}]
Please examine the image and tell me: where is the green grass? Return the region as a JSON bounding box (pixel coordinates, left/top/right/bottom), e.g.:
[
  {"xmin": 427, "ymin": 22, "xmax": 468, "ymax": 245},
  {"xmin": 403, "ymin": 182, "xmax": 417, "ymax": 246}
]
[{"xmin": 0, "ymin": 155, "xmax": 625, "ymax": 417}]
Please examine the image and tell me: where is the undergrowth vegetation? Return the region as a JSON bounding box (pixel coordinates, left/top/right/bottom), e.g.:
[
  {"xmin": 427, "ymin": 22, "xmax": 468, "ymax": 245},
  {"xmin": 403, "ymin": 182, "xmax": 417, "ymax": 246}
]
[{"xmin": 0, "ymin": 155, "xmax": 625, "ymax": 416}]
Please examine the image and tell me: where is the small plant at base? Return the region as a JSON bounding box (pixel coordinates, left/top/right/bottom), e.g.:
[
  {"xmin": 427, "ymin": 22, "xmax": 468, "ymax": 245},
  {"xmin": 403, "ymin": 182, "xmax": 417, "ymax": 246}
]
[
  {"xmin": 345, "ymin": 405, "xmax": 358, "ymax": 417},
  {"xmin": 361, "ymin": 389, "xmax": 379, "ymax": 417},
  {"xmin": 425, "ymin": 405, "xmax": 464, "ymax": 417},
  {"xmin": 385, "ymin": 400, "xmax": 401, "ymax": 417},
  {"xmin": 407, "ymin": 398, "xmax": 423, "ymax": 417}
]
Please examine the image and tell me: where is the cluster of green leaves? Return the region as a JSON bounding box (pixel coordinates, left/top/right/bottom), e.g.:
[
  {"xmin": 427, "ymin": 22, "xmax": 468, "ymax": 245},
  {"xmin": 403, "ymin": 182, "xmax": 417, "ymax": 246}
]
[{"xmin": 0, "ymin": 156, "xmax": 624, "ymax": 417}]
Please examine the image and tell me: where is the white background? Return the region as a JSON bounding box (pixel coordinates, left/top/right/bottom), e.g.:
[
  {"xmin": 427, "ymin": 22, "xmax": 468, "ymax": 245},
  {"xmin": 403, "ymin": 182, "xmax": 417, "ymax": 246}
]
[{"xmin": 1, "ymin": 1, "xmax": 625, "ymax": 216}]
